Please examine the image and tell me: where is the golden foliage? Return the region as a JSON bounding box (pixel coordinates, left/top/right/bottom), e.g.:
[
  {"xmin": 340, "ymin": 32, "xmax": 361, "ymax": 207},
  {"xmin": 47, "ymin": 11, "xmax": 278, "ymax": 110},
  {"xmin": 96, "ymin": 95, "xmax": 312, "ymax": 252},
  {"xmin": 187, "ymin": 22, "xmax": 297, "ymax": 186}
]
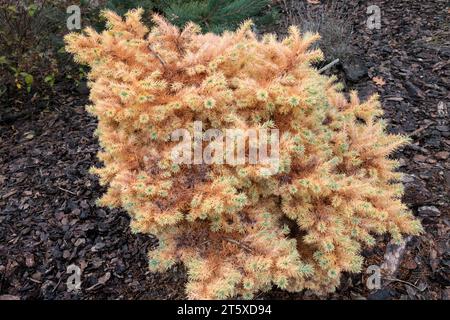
[{"xmin": 65, "ymin": 9, "xmax": 422, "ymax": 299}]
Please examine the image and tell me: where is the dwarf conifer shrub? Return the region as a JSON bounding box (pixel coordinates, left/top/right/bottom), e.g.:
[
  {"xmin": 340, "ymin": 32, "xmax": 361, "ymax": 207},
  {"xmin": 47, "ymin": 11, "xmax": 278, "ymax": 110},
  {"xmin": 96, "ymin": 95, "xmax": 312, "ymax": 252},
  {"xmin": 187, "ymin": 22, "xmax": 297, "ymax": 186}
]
[{"xmin": 65, "ymin": 9, "xmax": 422, "ymax": 299}]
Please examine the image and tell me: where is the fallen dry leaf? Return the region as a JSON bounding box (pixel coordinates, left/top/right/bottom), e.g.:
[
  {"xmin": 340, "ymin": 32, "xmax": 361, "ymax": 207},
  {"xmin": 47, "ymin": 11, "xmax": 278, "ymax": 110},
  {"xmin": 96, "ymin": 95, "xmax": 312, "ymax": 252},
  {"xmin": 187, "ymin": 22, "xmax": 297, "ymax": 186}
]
[{"xmin": 372, "ymin": 76, "xmax": 386, "ymax": 87}]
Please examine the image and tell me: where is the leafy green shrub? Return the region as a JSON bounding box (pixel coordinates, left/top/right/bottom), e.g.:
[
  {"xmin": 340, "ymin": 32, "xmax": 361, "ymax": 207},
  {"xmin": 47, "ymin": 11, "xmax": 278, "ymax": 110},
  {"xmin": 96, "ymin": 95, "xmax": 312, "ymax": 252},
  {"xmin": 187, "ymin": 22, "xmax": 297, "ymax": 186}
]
[
  {"xmin": 0, "ymin": 1, "xmax": 102, "ymax": 103},
  {"xmin": 0, "ymin": 0, "xmax": 64, "ymax": 97}
]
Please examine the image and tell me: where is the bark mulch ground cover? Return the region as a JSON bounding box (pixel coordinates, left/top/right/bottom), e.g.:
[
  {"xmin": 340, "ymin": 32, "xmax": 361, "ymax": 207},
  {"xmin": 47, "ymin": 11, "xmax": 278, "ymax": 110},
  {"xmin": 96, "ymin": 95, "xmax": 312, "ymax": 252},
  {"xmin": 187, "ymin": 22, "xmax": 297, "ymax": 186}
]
[{"xmin": 0, "ymin": 0, "xmax": 448, "ymax": 300}]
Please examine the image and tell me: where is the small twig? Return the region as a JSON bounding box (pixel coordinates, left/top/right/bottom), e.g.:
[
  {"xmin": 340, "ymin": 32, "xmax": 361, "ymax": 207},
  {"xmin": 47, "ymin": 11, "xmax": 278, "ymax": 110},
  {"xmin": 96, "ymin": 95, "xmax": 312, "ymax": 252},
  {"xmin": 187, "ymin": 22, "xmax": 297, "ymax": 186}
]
[
  {"xmin": 318, "ymin": 58, "xmax": 340, "ymax": 74},
  {"xmin": 85, "ymin": 283, "xmax": 102, "ymax": 292},
  {"xmin": 28, "ymin": 277, "xmax": 42, "ymax": 284},
  {"xmin": 224, "ymin": 237, "xmax": 253, "ymax": 253},
  {"xmin": 148, "ymin": 45, "xmax": 166, "ymax": 68},
  {"xmin": 57, "ymin": 186, "xmax": 77, "ymax": 195},
  {"xmin": 383, "ymin": 277, "xmax": 422, "ymax": 291},
  {"xmin": 52, "ymin": 276, "xmax": 63, "ymax": 293}
]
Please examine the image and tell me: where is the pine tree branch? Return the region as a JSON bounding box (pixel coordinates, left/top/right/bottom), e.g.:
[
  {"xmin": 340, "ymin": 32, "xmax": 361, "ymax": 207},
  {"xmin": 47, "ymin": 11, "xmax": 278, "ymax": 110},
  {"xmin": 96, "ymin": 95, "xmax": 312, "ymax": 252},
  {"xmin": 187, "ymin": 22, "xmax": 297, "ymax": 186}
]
[{"xmin": 148, "ymin": 45, "xmax": 166, "ymax": 68}]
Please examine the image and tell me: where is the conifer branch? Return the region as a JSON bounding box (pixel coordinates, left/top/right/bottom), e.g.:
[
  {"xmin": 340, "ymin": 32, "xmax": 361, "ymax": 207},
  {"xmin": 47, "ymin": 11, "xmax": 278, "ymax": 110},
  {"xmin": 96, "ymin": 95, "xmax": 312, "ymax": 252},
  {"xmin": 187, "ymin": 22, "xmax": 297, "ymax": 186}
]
[{"xmin": 148, "ymin": 45, "xmax": 167, "ymax": 68}]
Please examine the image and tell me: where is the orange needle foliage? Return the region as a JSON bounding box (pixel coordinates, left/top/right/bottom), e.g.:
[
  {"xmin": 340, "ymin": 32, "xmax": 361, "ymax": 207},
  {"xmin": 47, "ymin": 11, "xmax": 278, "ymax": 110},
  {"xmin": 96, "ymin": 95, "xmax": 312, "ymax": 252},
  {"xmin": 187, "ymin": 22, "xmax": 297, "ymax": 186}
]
[{"xmin": 65, "ymin": 9, "xmax": 422, "ymax": 299}]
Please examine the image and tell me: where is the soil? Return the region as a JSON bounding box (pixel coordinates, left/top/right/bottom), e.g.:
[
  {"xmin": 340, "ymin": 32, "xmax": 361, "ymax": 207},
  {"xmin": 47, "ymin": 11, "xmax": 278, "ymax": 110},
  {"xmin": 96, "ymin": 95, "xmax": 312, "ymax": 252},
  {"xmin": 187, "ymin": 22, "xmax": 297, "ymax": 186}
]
[{"xmin": 0, "ymin": 0, "xmax": 448, "ymax": 300}]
